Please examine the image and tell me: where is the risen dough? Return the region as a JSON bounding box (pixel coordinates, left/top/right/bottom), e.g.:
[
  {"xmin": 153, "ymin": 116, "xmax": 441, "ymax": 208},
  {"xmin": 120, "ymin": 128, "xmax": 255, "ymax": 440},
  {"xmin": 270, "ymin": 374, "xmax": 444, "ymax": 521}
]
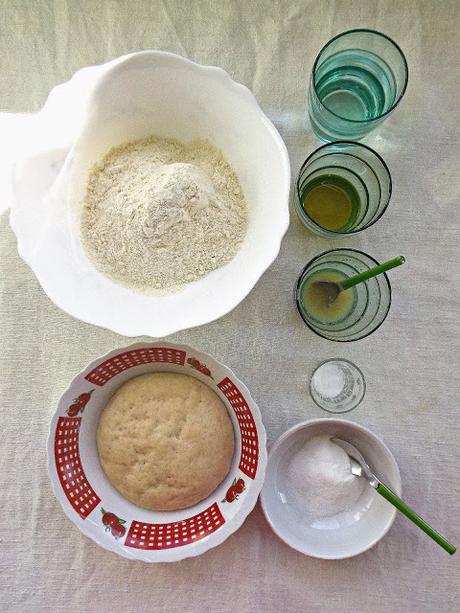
[{"xmin": 97, "ymin": 372, "xmax": 234, "ymax": 511}]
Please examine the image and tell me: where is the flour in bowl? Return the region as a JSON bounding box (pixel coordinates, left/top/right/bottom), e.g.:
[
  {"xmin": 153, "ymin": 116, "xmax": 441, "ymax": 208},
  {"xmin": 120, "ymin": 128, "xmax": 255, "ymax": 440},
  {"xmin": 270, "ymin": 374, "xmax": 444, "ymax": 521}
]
[{"xmin": 81, "ymin": 136, "xmax": 248, "ymax": 292}]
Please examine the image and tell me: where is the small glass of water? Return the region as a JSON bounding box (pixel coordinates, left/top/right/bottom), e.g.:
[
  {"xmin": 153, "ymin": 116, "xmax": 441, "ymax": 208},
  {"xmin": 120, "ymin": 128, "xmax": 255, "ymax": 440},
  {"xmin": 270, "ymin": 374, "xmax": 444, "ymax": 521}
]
[
  {"xmin": 308, "ymin": 29, "xmax": 409, "ymax": 142},
  {"xmin": 310, "ymin": 358, "xmax": 365, "ymax": 413}
]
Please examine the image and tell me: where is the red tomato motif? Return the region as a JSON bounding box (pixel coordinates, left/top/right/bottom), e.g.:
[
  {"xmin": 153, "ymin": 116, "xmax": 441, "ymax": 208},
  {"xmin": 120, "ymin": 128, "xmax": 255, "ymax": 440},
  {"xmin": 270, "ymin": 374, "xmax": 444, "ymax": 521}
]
[
  {"xmin": 75, "ymin": 390, "xmax": 94, "ymax": 409},
  {"xmin": 225, "ymin": 487, "xmax": 237, "ymax": 503},
  {"xmin": 111, "ymin": 523, "xmax": 126, "ymax": 539},
  {"xmin": 102, "ymin": 512, "xmax": 119, "ymax": 527},
  {"xmin": 67, "ymin": 403, "xmax": 81, "ymax": 417}
]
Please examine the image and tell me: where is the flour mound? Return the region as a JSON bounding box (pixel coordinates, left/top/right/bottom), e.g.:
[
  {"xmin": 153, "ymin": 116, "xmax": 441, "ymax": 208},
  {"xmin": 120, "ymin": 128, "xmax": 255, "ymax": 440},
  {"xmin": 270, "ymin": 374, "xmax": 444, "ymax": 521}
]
[
  {"xmin": 141, "ymin": 163, "xmax": 216, "ymax": 240},
  {"xmin": 81, "ymin": 137, "xmax": 247, "ymax": 292}
]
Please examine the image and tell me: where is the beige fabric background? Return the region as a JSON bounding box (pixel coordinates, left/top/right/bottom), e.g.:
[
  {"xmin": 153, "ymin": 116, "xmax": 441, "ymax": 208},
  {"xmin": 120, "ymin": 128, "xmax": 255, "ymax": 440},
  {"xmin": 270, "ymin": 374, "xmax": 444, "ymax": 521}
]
[{"xmin": 1, "ymin": 1, "xmax": 459, "ymax": 611}]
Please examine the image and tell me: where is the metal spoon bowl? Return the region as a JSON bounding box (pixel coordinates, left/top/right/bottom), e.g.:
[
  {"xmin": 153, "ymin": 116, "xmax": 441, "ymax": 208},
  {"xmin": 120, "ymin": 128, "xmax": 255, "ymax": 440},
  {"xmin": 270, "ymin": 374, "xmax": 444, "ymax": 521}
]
[{"xmin": 313, "ymin": 255, "xmax": 405, "ymax": 306}]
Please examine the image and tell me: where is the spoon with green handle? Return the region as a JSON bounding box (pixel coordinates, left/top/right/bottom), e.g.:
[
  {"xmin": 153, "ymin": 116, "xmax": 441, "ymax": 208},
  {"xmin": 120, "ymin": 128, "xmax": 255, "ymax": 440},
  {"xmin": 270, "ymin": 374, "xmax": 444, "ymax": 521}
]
[
  {"xmin": 332, "ymin": 438, "xmax": 456, "ymax": 555},
  {"xmin": 313, "ymin": 256, "xmax": 406, "ymax": 306}
]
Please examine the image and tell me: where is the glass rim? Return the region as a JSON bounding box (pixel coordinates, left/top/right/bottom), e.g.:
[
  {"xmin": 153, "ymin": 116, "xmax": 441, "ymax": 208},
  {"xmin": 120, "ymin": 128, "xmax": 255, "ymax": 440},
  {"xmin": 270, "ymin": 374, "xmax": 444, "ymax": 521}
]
[
  {"xmin": 295, "ymin": 141, "xmax": 392, "ymax": 235},
  {"xmin": 311, "ymin": 28, "xmax": 409, "ymax": 124},
  {"xmin": 294, "ymin": 248, "xmax": 392, "ymax": 342},
  {"xmin": 309, "ymin": 358, "xmax": 366, "ymax": 413}
]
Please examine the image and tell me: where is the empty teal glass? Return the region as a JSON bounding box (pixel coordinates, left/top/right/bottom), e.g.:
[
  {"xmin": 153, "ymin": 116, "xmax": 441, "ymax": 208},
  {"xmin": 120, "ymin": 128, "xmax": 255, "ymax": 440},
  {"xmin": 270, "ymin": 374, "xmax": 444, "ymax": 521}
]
[{"xmin": 308, "ymin": 29, "xmax": 409, "ymax": 142}]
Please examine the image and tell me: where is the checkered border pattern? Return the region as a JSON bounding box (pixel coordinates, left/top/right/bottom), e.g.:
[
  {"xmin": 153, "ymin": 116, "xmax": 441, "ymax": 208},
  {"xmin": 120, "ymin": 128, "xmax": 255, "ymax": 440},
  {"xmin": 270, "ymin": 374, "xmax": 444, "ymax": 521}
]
[
  {"xmin": 125, "ymin": 503, "xmax": 224, "ymax": 550},
  {"xmin": 217, "ymin": 377, "xmax": 259, "ymax": 479},
  {"xmin": 54, "ymin": 417, "xmax": 100, "ymax": 518},
  {"xmin": 85, "ymin": 348, "xmax": 186, "ymax": 386}
]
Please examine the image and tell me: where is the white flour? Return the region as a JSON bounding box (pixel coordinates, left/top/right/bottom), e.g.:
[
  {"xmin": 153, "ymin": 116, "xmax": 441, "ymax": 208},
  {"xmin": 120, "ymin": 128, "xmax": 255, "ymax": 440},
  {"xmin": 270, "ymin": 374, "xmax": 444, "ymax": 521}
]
[
  {"xmin": 288, "ymin": 435, "xmax": 364, "ymax": 517},
  {"xmin": 81, "ymin": 137, "xmax": 247, "ymax": 292}
]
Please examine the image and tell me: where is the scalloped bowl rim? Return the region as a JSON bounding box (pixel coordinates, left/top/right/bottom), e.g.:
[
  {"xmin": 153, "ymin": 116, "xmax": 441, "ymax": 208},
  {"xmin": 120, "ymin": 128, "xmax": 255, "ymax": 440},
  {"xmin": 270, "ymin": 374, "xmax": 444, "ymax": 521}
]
[{"xmin": 9, "ymin": 51, "xmax": 290, "ymax": 337}]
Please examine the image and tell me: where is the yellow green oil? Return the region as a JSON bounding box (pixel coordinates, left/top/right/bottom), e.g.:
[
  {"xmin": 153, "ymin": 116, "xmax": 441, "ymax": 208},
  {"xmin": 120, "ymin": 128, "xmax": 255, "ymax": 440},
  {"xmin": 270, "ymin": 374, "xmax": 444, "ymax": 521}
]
[
  {"xmin": 301, "ymin": 270, "xmax": 355, "ymax": 323},
  {"xmin": 300, "ymin": 175, "xmax": 360, "ymax": 232}
]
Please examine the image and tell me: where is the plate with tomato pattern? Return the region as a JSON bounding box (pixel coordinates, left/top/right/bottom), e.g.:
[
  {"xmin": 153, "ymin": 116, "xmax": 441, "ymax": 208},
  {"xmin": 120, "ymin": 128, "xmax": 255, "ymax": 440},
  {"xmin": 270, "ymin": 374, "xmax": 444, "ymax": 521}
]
[{"xmin": 47, "ymin": 342, "xmax": 267, "ymax": 562}]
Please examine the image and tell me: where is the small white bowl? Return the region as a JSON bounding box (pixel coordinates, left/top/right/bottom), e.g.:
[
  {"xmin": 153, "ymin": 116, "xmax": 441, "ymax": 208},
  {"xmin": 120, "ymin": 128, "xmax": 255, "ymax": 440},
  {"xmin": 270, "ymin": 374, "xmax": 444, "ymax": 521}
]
[
  {"xmin": 47, "ymin": 341, "xmax": 267, "ymax": 562},
  {"xmin": 9, "ymin": 51, "xmax": 290, "ymax": 337},
  {"xmin": 260, "ymin": 418, "xmax": 401, "ymax": 559}
]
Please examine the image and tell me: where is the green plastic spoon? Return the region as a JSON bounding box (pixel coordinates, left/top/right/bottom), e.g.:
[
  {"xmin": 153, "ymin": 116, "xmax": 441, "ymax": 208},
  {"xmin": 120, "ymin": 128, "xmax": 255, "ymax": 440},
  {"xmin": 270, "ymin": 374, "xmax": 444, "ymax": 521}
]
[
  {"xmin": 313, "ymin": 255, "xmax": 405, "ymax": 306},
  {"xmin": 332, "ymin": 438, "xmax": 456, "ymax": 555}
]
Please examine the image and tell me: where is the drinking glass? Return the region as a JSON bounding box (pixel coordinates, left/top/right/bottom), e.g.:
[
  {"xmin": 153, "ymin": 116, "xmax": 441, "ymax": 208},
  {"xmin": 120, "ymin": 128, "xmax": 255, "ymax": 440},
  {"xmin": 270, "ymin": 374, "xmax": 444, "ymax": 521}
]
[
  {"xmin": 309, "ymin": 358, "xmax": 366, "ymax": 413},
  {"xmin": 294, "ymin": 249, "xmax": 391, "ymax": 342},
  {"xmin": 308, "ymin": 29, "xmax": 409, "ymax": 142},
  {"xmin": 295, "ymin": 141, "xmax": 391, "ymax": 238}
]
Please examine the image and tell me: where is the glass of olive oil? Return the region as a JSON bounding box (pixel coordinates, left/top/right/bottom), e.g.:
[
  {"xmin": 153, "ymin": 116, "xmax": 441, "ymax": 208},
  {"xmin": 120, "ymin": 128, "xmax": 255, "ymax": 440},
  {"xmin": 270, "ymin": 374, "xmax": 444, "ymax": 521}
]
[
  {"xmin": 295, "ymin": 141, "xmax": 391, "ymax": 239},
  {"xmin": 294, "ymin": 249, "xmax": 391, "ymax": 342}
]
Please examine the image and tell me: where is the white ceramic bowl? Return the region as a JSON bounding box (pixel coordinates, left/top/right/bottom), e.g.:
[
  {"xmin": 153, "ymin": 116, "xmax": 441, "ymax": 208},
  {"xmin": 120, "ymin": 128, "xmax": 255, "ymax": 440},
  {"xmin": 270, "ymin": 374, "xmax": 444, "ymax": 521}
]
[
  {"xmin": 9, "ymin": 51, "xmax": 290, "ymax": 337},
  {"xmin": 47, "ymin": 342, "xmax": 267, "ymax": 562},
  {"xmin": 260, "ymin": 418, "xmax": 401, "ymax": 559}
]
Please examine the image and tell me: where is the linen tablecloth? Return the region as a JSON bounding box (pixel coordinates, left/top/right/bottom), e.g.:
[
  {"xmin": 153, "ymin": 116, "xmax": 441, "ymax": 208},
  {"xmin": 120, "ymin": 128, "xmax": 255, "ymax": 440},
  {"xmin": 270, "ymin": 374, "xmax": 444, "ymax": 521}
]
[{"xmin": 1, "ymin": 1, "xmax": 459, "ymax": 611}]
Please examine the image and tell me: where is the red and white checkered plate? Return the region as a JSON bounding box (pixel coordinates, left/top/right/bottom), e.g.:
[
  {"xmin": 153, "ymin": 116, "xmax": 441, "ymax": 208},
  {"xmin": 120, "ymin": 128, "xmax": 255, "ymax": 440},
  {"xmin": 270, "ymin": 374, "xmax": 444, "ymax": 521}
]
[{"xmin": 47, "ymin": 342, "xmax": 267, "ymax": 562}]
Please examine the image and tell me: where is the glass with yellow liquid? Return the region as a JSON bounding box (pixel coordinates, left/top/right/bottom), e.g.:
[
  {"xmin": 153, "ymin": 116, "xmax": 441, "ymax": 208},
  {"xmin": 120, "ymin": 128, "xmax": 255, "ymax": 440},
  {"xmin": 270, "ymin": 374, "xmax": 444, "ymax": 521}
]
[
  {"xmin": 295, "ymin": 142, "xmax": 391, "ymax": 238},
  {"xmin": 295, "ymin": 249, "xmax": 391, "ymax": 342}
]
